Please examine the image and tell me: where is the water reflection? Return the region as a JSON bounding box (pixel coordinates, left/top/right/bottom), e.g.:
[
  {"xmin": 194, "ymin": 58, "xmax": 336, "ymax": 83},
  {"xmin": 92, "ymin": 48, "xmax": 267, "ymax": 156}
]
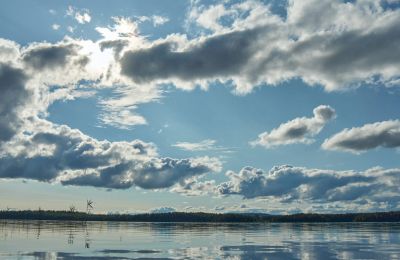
[{"xmin": 1, "ymin": 220, "xmax": 400, "ymax": 259}]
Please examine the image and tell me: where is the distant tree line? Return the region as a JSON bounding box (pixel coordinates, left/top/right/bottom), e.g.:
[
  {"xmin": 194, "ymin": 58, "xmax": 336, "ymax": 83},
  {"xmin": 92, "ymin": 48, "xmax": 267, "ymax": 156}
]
[{"xmin": 0, "ymin": 210, "xmax": 400, "ymax": 222}]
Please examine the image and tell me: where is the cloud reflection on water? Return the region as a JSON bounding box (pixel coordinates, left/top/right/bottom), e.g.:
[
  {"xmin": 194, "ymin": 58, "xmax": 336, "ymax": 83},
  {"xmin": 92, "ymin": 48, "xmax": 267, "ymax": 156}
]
[{"xmin": 1, "ymin": 220, "xmax": 400, "ymax": 259}]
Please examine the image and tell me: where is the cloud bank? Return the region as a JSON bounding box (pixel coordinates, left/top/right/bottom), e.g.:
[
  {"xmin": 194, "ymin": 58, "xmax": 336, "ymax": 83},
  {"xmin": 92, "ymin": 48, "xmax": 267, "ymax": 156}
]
[
  {"xmin": 217, "ymin": 165, "xmax": 400, "ymax": 209},
  {"xmin": 0, "ymin": 119, "xmax": 221, "ymax": 190}
]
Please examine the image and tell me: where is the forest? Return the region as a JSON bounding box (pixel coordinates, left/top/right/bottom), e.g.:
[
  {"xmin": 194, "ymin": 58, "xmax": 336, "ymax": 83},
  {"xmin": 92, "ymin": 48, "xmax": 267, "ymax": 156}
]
[{"xmin": 1, "ymin": 210, "xmax": 400, "ymax": 222}]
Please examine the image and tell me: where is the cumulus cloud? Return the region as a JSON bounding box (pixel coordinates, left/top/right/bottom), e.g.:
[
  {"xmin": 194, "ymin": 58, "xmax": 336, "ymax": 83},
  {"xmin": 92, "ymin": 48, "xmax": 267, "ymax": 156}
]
[
  {"xmin": 1, "ymin": 0, "xmax": 400, "ymax": 201},
  {"xmin": 117, "ymin": 0, "xmax": 400, "ymax": 93},
  {"xmin": 0, "ymin": 34, "xmax": 221, "ymax": 192},
  {"xmin": 0, "ymin": 119, "xmax": 221, "ymax": 191},
  {"xmin": 3, "ymin": 0, "xmax": 397, "ymax": 129},
  {"xmin": 2, "ymin": 0, "xmax": 398, "ymax": 130},
  {"xmin": 322, "ymin": 120, "xmax": 400, "ymax": 153},
  {"xmin": 0, "ymin": 19, "xmax": 159, "ymax": 130},
  {"xmin": 217, "ymin": 165, "xmax": 400, "ymax": 208},
  {"xmin": 251, "ymin": 105, "xmax": 336, "ymax": 148}
]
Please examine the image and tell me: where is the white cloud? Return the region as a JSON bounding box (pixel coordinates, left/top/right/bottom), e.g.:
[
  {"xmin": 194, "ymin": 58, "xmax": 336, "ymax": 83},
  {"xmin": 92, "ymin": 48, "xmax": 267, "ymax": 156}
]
[
  {"xmin": 0, "ymin": 38, "xmax": 20, "ymax": 63},
  {"xmin": 152, "ymin": 15, "xmax": 169, "ymax": 27},
  {"xmin": 251, "ymin": 105, "xmax": 336, "ymax": 148},
  {"xmin": 66, "ymin": 6, "xmax": 91, "ymax": 24},
  {"xmin": 136, "ymin": 15, "xmax": 169, "ymax": 27},
  {"xmin": 75, "ymin": 12, "xmax": 91, "ymax": 24},
  {"xmin": 51, "ymin": 24, "xmax": 60, "ymax": 30},
  {"xmin": 322, "ymin": 120, "xmax": 400, "ymax": 153},
  {"xmin": 67, "ymin": 26, "xmax": 75, "ymax": 33},
  {"xmin": 96, "ymin": 17, "xmax": 140, "ymax": 40}
]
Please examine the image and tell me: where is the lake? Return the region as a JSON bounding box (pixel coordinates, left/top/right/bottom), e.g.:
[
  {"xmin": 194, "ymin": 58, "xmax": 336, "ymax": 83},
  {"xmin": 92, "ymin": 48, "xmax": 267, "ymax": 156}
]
[{"xmin": 1, "ymin": 220, "xmax": 400, "ymax": 259}]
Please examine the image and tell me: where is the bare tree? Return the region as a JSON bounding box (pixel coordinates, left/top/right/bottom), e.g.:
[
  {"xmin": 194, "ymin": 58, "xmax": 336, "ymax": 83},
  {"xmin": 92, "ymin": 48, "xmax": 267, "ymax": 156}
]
[{"xmin": 69, "ymin": 205, "xmax": 76, "ymax": 213}]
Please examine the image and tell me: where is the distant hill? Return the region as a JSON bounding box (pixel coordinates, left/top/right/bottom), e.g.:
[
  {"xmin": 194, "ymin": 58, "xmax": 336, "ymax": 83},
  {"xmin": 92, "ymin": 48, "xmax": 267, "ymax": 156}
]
[{"xmin": 1, "ymin": 210, "xmax": 400, "ymax": 222}]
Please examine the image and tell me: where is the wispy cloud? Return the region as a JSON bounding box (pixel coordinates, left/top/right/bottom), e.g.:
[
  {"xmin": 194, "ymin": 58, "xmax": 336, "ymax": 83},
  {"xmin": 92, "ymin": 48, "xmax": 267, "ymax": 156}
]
[{"xmin": 173, "ymin": 139, "xmax": 233, "ymax": 153}]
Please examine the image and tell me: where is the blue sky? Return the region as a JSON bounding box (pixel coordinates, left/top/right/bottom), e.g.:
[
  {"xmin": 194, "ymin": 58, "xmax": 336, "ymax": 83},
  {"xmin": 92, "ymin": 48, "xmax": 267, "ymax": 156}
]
[{"xmin": 1, "ymin": 0, "xmax": 400, "ymax": 214}]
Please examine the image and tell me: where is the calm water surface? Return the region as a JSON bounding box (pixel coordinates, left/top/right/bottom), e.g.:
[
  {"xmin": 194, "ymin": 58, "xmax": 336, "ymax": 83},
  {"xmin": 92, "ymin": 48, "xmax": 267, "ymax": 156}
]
[{"xmin": 1, "ymin": 220, "xmax": 400, "ymax": 259}]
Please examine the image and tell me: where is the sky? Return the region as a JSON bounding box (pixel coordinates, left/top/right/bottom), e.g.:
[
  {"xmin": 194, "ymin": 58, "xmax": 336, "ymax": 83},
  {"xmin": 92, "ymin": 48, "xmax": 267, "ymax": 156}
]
[{"xmin": 0, "ymin": 0, "xmax": 400, "ymax": 214}]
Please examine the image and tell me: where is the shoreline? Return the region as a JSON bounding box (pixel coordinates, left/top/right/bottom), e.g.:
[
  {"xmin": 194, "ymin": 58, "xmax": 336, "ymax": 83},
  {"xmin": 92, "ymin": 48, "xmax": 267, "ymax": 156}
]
[{"xmin": 1, "ymin": 210, "xmax": 400, "ymax": 223}]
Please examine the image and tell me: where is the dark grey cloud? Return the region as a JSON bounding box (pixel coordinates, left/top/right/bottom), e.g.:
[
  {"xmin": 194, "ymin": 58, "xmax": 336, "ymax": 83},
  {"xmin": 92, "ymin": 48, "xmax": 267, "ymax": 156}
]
[
  {"xmin": 254, "ymin": 18, "xmax": 400, "ymax": 90},
  {"xmin": 100, "ymin": 39, "xmax": 128, "ymax": 59},
  {"xmin": 322, "ymin": 120, "xmax": 400, "ymax": 153},
  {"xmin": 217, "ymin": 165, "xmax": 400, "ymax": 205},
  {"xmin": 0, "ymin": 63, "xmax": 29, "ymax": 141},
  {"xmin": 251, "ymin": 105, "xmax": 336, "ymax": 148},
  {"xmin": 23, "ymin": 45, "xmax": 74, "ymax": 69},
  {"xmin": 120, "ymin": 27, "xmax": 264, "ymax": 83},
  {"xmin": 0, "ymin": 156, "xmax": 60, "ymax": 181},
  {"xmin": 320, "ymin": 21, "xmax": 400, "ymax": 77}
]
